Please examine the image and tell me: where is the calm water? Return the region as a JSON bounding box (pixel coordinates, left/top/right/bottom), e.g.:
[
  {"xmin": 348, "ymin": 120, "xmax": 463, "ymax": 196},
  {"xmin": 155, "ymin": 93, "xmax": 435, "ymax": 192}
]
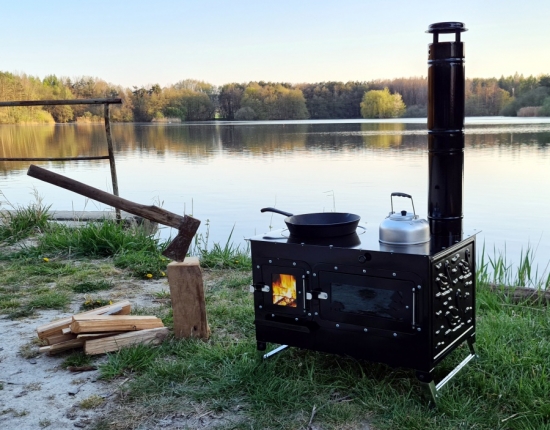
[{"xmin": 1, "ymin": 118, "xmax": 550, "ymax": 275}]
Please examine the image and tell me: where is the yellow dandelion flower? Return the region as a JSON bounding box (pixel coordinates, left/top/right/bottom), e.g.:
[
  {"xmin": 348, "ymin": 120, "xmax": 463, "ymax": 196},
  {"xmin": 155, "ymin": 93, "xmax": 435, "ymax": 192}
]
[
  {"xmin": 161, "ymin": 271, "xmax": 166, "ymax": 277},
  {"xmin": 146, "ymin": 273, "xmax": 153, "ymax": 279},
  {"xmin": 43, "ymin": 257, "xmax": 50, "ymax": 262},
  {"xmin": 109, "ymin": 300, "xmax": 113, "ymax": 305}
]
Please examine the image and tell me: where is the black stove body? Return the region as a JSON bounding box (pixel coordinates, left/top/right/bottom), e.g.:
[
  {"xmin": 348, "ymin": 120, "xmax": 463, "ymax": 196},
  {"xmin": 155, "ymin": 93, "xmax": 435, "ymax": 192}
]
[
  {"xmin": 250, "ymin": 22, "xmax": 476, "ymax": 401},
  {"xmin": 250, "ymin": 230, "xmax": 476, "ymax": 377}
]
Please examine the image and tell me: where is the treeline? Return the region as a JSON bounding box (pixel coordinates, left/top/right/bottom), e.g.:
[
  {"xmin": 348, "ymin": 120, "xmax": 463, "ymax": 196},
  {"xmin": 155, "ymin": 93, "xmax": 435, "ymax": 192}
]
[{"xmin": 1, "ymin": 71, "xmax": 549, "ymax": 123}]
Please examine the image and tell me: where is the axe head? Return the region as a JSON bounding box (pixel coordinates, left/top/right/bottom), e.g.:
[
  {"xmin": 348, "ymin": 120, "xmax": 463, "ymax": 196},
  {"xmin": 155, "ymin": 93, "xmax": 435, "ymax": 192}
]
[{"xmin": 162, "ymin": 215, "xmax": 201, "ymax": 262}]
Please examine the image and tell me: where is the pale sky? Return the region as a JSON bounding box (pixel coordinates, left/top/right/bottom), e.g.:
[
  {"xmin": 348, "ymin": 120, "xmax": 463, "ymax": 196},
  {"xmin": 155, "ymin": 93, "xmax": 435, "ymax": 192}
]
[{"xmin": 2, "ymin": 0, "xmax": 549, "ymax": 89}]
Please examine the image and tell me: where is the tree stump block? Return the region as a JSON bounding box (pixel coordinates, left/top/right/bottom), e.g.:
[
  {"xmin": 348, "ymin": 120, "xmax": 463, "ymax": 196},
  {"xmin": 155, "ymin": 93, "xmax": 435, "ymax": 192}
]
[{"xmin": 167, "ymin": 257, "xmax": 210, "ymax": 339}]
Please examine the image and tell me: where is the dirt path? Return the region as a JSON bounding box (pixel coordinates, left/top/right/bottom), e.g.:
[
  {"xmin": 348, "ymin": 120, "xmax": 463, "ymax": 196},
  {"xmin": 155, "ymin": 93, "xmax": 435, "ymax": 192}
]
[{"xmin": 0, "ymin": 279, "xmax": 169, "ymax": 429}]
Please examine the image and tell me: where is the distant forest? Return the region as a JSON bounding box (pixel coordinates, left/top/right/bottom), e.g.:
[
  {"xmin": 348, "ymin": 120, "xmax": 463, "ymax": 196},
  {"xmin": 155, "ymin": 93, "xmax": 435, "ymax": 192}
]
[{"xmin": 1, "ymin": 71, "xmax": 549, "ymax": 123}]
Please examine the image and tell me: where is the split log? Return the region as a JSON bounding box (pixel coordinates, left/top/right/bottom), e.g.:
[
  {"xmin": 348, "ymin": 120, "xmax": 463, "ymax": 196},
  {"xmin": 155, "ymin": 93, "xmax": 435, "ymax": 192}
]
[
  {"xmin": 70, "ymin": 315, "xmax": 164, "ymax": 334},
  {"xmin": 76, "ymin": 332, "xmax": 120, "ymax": 340},
  {"xmin": 39, "ymin": 338, "xmax": 85, "ymax": 355},
  {"xmin": 36, "ymin": 301, "xmax": 131, "ymax": 339},
  {"xmin": 167, "ymin": 257, "xmax": 210, "ymax": 339},
  {"xmin": 84, "ymin": 327, "xmax": 169, "ymax": 355},
  {"xmin": 45, "ymin": 333, "xmax": 77, "ymax": 345}
]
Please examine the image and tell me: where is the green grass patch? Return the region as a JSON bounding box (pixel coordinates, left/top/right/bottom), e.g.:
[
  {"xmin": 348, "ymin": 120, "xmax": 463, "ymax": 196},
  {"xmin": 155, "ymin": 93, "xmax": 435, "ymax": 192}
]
[
  {"xmin": 61, "ymin": 352, "xmax": 94, "ymax": 369},
  {"xmin": 99, "ymin": 343, "xmax": 162, "ymax": 380},
  {"xmin": 70, "ymin": 280, "xmax": 113, "ymax": 293},
  {"xmin": 28, "ymin": 291, "xmax": 70, "ymax": 309},
  {"xmin": 36, "ymin": 220, "xmax": 163, "ymax": 258},
  {"xmin": 114, "ymin": 250, "xmax": 169, "ymax": 279},
  {"xmin": 0, "ymin": 192, "xmax": 51, "ymax": 244},
  {"xmin": 193, "ymin": 223, "xmax": 252, "ymax": 270},
  {"xmin": 80, "ymin": 297, "xmax": 113, "ymax": 311}
]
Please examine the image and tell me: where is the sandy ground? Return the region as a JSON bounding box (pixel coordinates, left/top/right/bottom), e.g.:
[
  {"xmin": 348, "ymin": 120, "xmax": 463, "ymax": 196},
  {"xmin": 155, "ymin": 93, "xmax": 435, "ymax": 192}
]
[{"xmin": 0, "ymin": 279, "xmax": 170, "ymax": 430}]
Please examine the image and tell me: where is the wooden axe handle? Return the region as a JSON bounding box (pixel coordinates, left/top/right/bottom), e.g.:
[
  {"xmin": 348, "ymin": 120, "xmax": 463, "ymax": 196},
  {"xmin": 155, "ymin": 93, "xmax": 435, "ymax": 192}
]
[{"xmin": 27, "ymin": 164, "xmax": 187, "ymax": 229}]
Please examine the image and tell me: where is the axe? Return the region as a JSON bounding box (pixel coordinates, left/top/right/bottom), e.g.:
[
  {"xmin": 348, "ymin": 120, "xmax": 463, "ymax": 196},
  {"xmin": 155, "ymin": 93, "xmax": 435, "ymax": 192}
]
[{"xmin": 27, "ymin": 164, "xmax": 200, "ymax": 262}]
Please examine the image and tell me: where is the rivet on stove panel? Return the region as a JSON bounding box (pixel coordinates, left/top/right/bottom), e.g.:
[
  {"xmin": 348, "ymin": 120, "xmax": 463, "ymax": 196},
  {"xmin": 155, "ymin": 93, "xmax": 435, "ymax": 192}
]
[
  {"xmin": 334, "ymin": 266, "xmax": 338, "ymax": 270},
  {"xmin": 295, "ymin": 318, "xmax": 299, "ymax": 321},
  {"xmin": 417, "ymin": 328, "xmax": 422, "ymax": 332},
  {"xmin": 417, "ymin": 285, "xmax": 422, "ymax": 290},
  {"xmin": 363, "ymin": 270, "xmax": 366, "ymax": 273},
  {"xmin": 259, "ymin": 305, "xmax": 263, "ymax": 309},
  {"xmin": 314, "ymin": 312, "xmax": 318, "ymax": 316},
  {"xmin": 393, "ymin": 273, "xmax": 396, "ymax": 277},
  {"xmin": 363, "ymin": 328, "xmax": 368, "ymax": 332},
  {"xmin": 406, "ymin": 306, "xmax": 409, "ymax": 309},
  {"xmin": 293, "ymin": 262, "xmax": 296, "ymax": 266},
  {"xmin": 329, "ymin": 245, "xmax": 333, "ymax": 249},
  {"xmin": 256, "ymin": 265, "xmax": 260, "ymax": 269},
  {"xmin": 271, "ymin": 314, "xmax": 275, "ymax": 317},
  {"xmin": 412, "ymin": 288, "xmax": 415, "ymax": 292},
  {"xmin": 313, "ymin": 273, "xmax": 317, "ymax": 277},
  {"xmin": 306, "ymin": 271, "xmax": 310, "ymax": 274},
  {"xmin": 393, "ymin": 333, "xmax": 397, "ymax": 337},
  {"xmin": 308, "ymin": 313, "xmax": 311, "ymax": 316},
  {"xmin": 302, "ymin": 275, "xmax": 305, "ymax": 279},
  {"xmin": 268, "ymin": 260, "xmax": 272, "ymax": 264},
  {"xmin": 336, "ymin": 324, "xmax": 340, "ymax": 328}
]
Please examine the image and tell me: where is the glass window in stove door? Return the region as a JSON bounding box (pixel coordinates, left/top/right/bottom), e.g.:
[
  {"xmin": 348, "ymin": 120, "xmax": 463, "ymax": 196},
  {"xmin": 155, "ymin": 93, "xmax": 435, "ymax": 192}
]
[
  {"xmin": 331, "ymin": 283, "xmax": 399, "ymax": 319},
  {"xmin": 272, "ymin": 274, "xmax": 297, "ymax": 307}
]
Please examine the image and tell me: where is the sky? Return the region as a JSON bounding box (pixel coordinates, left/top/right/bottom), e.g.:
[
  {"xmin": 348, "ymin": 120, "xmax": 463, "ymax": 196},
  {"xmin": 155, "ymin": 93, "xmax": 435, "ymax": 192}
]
[{"xmin": 1, "ymin": 0, "xmax": 549, "ymax": 89}]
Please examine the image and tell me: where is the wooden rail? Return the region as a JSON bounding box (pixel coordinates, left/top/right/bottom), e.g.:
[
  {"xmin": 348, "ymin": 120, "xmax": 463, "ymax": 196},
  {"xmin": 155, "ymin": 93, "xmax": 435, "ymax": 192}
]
[{"xmin": 0, "ymin": 98, "xmax": 123, "ymax": 219}]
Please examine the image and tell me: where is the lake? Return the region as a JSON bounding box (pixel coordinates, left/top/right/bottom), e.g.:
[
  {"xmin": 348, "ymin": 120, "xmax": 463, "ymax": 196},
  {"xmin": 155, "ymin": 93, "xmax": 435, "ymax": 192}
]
[{"xmin": 1, "ymin": 118, "xmax": 549, "ymax": 277}]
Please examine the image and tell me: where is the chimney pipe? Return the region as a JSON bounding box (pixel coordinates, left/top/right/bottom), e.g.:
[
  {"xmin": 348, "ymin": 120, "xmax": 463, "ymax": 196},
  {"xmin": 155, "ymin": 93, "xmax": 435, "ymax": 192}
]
[{"xmin": 427, "ymin": 22, "xmax": 467, "ymax": 245}]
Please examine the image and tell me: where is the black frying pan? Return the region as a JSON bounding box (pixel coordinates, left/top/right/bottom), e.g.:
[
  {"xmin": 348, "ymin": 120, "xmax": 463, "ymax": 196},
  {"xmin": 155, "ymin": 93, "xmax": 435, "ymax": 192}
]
[{"xmin": 261, "ymin": 207, "xmax": 361, "ymax": 238}]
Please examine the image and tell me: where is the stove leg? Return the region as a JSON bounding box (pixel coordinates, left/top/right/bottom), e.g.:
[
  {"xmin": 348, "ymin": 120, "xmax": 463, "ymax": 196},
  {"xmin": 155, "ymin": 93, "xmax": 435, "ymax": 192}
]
[
  {"xmin": 257, "ymin": 341, "xmax": 266, "ymax": 351},
  {"xmin": 417, "ymin": 339, "xmax": 478, "ymax": 406},
  {"xmin": 262, "ymin": 344, "xmax": 289, "ymax": 360}
]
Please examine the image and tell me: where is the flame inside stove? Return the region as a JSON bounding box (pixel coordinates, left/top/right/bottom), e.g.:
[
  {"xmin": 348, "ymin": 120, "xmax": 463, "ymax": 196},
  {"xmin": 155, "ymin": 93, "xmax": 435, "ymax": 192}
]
[{"xmin": 272, "ymin": 274, "xmax": 297, "ymax": 307}]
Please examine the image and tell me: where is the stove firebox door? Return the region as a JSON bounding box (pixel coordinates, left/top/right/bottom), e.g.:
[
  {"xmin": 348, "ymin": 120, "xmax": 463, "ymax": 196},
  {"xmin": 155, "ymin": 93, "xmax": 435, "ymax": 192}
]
[
  {"xmin": 258, "ymin": 266, "xmax": 309, "ymax": 315},
  {"xmin": 318, "ymin": 272, "xmax": 416, "ymax": 332}
]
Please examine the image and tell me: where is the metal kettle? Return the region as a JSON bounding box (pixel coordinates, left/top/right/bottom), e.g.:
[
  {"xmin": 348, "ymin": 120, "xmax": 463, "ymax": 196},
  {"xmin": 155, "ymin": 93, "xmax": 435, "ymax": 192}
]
[{"xmin": 379, "ymin": 192, "xmax": 430, "ymax": 245}]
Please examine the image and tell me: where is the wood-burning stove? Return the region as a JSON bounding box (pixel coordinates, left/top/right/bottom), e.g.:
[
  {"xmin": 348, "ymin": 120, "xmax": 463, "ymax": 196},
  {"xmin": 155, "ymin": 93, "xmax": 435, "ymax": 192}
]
[{"xmin": 249, "ymin": 22, "xmax": 477, "ymax": 403}]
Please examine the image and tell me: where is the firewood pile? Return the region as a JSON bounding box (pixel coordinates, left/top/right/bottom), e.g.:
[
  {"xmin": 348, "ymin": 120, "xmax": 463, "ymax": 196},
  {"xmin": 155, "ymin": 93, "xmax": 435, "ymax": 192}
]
[{"xmin": 37, "ymin": 301, "xmax": 169, "ymax": 356}]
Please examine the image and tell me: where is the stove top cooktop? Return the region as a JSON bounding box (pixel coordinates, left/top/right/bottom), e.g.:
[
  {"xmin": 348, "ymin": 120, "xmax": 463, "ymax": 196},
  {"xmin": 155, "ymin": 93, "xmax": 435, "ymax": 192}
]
[{"xmin": 247, "ymin": 226, "xmax": 480, "ymax": 257}]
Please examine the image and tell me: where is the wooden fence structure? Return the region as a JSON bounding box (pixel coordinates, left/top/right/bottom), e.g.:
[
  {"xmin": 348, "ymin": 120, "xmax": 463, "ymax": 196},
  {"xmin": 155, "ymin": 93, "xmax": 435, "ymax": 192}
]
[{"xmin": 0, "ymin": 98, "xmax": 122, "ymax": 218}]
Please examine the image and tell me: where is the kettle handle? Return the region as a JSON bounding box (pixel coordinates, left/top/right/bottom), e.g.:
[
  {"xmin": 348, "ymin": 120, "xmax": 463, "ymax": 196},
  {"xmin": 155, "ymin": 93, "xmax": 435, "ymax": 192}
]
[{"xmin": 390, "ymin": 192, "xmax": 416, "ymax": 216}]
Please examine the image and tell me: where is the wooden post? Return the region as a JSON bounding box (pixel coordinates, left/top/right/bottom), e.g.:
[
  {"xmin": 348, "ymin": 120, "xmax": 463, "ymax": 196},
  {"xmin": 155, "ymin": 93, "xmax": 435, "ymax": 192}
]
[
  {"xmin": 167, "ymin": 257, "xmax": 210, "ymax": 339},
  {"xmin": 104, "ymin": 103, "xmax": 121, "ymax": 220}
]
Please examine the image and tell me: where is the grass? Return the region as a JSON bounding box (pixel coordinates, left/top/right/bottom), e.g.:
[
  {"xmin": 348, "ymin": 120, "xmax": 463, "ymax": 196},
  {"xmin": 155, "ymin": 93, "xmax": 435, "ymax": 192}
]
[
  {"xmin": 61, "ymin": 351, "xmax": 94, "ymax": 369},
  {"xmin": 92, "ymin": 249, "xmax": 549, "ymax": 429},
  {"xmin": 0, "ymin": 190, "xmax": 51, "ymax": 244},
  {"xmin": 1, "ymin": 200, "xmax": 549, "ymax": 429}
]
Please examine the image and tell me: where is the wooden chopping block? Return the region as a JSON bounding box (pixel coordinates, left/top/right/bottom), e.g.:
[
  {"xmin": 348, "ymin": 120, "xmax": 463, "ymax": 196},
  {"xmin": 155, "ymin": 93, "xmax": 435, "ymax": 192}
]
[{"xmin": 167, "ymin": 257, "xmax": 210, "ymax": 339}]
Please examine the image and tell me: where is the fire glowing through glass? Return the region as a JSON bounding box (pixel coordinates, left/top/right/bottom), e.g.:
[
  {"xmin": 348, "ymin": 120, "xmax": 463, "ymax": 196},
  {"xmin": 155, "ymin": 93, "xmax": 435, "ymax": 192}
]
[{"xmin": 272, "ymin": 274, "xmax": 297, "ymax": 307}]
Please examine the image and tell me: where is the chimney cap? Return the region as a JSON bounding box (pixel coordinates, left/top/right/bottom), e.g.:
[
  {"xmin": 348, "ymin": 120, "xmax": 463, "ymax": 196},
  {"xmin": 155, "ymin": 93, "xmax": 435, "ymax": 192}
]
[{"xmin": 427, "ymin": 22, "xmax": 467, "ymax": 34}]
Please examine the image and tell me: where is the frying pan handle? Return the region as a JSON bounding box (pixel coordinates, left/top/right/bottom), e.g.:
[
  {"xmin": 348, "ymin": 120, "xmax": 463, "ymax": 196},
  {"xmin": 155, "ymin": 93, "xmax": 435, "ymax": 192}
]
[{"xmin": 260, "ymin": 207, "xmax": 294, "ymax": 217}]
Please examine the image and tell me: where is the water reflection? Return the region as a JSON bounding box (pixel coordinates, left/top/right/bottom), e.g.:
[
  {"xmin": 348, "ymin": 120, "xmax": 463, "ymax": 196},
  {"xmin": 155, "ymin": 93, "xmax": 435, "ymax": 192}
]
[
  {"xmin": 2, "ymin": 121, "xmax": 550, "ymax": 175},
  {"xmin": 1, "ymin": 119, "xmax": 550, "ymax": 274}
]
